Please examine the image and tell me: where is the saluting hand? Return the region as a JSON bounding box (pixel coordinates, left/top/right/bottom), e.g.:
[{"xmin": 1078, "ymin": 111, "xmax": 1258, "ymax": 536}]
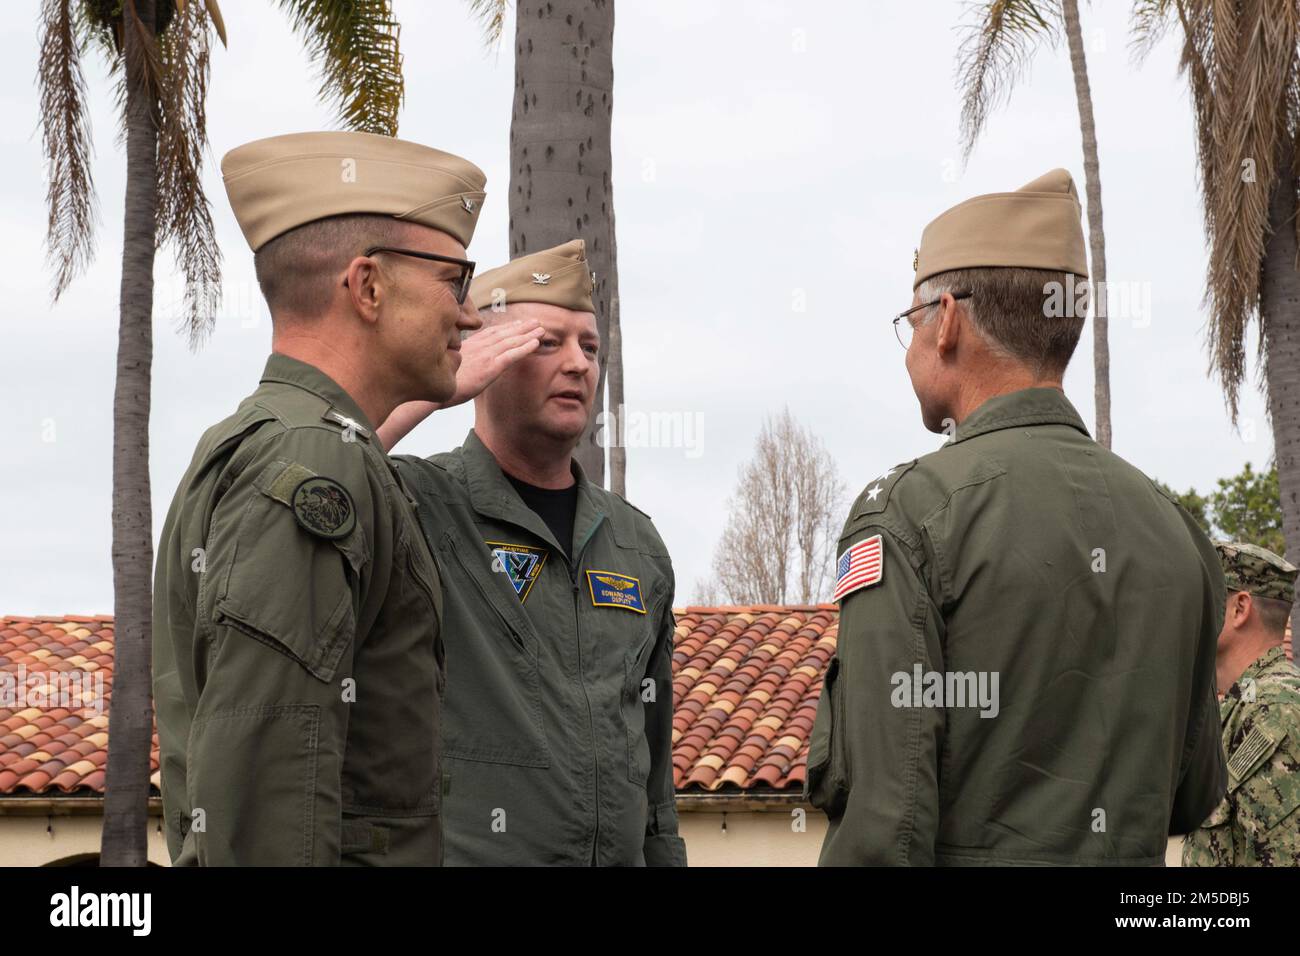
[{"xmin": 377, "ymin": 319, "xmax": 545, "ymax": 451}]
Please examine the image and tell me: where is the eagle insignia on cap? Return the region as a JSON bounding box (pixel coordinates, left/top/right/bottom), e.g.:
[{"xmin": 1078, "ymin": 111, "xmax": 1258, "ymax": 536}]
[
  {"xmin": 913, "ymin": 248, "xmax": 919, "ymax": 271},
  {"xmin": 461, "ymin": 197, "xmax": 475, "ymax": 213},
  {"xmin": 531, "ymin": 273, "xmax": 551, "ymax": 285}
]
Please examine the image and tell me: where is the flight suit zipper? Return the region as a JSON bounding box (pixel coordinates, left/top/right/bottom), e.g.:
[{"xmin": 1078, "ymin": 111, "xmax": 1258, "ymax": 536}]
[{"xmin": 568, "ymin": 515, "xmax": 604, "ymax": 865}]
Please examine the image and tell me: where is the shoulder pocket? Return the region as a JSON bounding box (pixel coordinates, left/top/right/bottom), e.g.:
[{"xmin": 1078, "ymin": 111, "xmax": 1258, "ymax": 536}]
[{"xmin": 213, "ymin": 458, "xmax": 368, "ymax": 682}]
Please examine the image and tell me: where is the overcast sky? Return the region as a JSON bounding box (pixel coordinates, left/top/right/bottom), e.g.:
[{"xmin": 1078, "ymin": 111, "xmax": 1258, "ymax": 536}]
[{"xmin": 0, "ymin": 0, "xmax": 1273, "ymax": 615}]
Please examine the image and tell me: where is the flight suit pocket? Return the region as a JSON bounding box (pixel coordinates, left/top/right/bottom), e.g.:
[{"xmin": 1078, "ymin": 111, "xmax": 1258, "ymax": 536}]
[
  {"xmin": 214, "ymin": 472, "xmax": 364, "ymax": 683},
  {"xmin": 187, "ymin": 704, "xmax": 322, "ymax": 865},
  {"xmin": 806, "ymin": 656, "xmax": 850, "ymax": 818},
  {"xmin": 439, "ymin": 531, "xmax": 549, "ymax": 768},
  {"xmin": 624, "ymin": 618, "xmax": 659, "ymax": 787}
]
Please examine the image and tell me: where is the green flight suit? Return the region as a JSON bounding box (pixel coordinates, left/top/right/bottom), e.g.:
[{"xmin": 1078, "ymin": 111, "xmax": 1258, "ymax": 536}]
[
  {"xmin": 1182, "ymin": 645, "xmax": 1300, "ymax": 866},
  {"xmin": 392, "ymin": 431, "xmax": 686, "ymax": 866},
  {"xmin": 808, "ymin": 387, "xmax": 1226, "ymax": 865},
  {"xmin": 153, "ymin": 354, "xmax": 445, "ymax": 866}
]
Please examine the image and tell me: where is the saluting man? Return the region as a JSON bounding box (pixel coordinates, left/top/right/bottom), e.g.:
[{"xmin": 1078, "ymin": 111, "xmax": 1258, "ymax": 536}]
[
  {"xmin": 1183, "ymin": 542, "xmax": 1300, "ymax": 866},
  {"xmin": 154, "ymin": 130, "xmax": 490, "ymax": 865},
  {"xmin": 808, "ymin": 169, "xmax": 1227, "ymax": 865},
  {"xmin": 380, "ymin": 240, "xmax": 687, "ymax": 866}
]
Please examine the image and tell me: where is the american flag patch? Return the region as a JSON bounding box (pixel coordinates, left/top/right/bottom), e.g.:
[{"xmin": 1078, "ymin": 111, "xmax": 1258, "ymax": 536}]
[{"xmin": 833, "ymin": 534, "xmax": 883, "ymax": 602}]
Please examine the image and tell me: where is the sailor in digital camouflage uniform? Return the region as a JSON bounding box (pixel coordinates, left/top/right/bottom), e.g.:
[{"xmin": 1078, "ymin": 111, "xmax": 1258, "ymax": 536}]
[
  {"xmin": 807, "ymin": 169, "xmax": 1227, "ymax": 865},
  {"xmin": 1183, "ymin": 542, "xmax": 1300, "ymax": 866},
  {"xmin": 379, "ymin": 241, "xmax": 687, "ymax": 866},
  {"xmin": 153, "ymin": 131, "xmax": 488, "ymax": 865}
]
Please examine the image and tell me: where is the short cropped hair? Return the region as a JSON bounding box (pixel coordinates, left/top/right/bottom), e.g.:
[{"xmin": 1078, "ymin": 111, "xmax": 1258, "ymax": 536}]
[
  {"xmin": 253, "ymin": 213, "xmax": 410, "ymax": 319},
  {"xmin": 917, "ymin": 266, "xmax": 1086, "ymax": 378},
  {"xmin": 1253, "ymin": 593, "xmax": 1292, "ymax": 638}
]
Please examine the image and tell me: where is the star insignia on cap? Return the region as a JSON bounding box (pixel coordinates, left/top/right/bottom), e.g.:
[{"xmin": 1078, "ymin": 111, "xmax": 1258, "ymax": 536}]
[
  {"xmin": 461, "ymin": 197, "xmax": 475, "ymax": 213},
  {"xmin": 912, "ymin": 248, "xmax": 919, "ymax": 271},
  {"xmin": 531, "ymin": 272, "xmax": 551, "ymax": 285}
]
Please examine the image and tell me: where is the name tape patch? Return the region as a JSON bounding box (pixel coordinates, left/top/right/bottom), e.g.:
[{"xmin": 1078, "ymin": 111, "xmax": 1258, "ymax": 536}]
[{"xmin": 586, "ymin": 570, "xmax": 646, "ymax": 614}]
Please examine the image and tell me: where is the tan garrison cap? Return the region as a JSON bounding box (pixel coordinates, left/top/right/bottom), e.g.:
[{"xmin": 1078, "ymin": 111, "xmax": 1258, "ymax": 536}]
[
  {"xmin": 469, "ymin": 239, "xmax": 595, "ymax": 313},
  {"xmin": 1216, "ymin": 541, "xmax": 1299, "ymax": 604},
  {"xmin": 222, "ymin": 130, "xmax": 487, "ymax": 252},
  {"xmin": 912, "ymin": 168, "xmax": 1088, "ymax": 289}
]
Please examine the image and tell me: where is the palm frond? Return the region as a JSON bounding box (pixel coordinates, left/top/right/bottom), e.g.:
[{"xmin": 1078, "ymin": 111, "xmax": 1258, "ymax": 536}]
[
  {"xmin": 1166, "ymin": 0, "xmax": 1300, "ymax": 418},
  {"xmin": 466, "ymin": 0, "xmax": 509, "ymax": 48},
  {"xmin": 1129, "ymin": 0, "xmax": 1174, "ymax": 64},
  {"xmin": 39, "ymin": 0, "xmax": 100, "ymax": 301},
  {"xmin": 955, "ymin": 0, "xmax": 1061, "ymax": 162},
  {"xmin": 156, "ymin": 0, "xmax": 222, "ymax": 347},
  {"xmin": 276, "ymin": 0, "xmax": 404, "ymax": 136}
]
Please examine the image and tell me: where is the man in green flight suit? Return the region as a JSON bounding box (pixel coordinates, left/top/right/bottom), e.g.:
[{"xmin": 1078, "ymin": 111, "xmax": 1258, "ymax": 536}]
[
  {"xmin": 154, "ymin": 130, "xmax": 498, "ymax": 865},
  {"xmin": 1183, "ymin": 542, "xmax": 1300, "ymax": 866},
  {"xmin": 808, "ymin": 168, "xmax": 1227, "ymax": 865},
  {"xmin": 379, "ymin": 240, "xmax": 687, "ymax": 866}
]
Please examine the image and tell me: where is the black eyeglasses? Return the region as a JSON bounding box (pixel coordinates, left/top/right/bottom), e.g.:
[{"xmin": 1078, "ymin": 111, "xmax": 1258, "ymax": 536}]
[
  {"xmin": 364, "ymin": 246, "xmax": 477, "ymax": 305},
  {"xmin": 892, "ymin": 289, "xmax": 973, "ymax": 349}
]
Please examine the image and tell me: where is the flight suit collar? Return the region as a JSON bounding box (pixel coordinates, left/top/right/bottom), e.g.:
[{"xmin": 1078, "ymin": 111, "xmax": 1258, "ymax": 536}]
[
  {"xmin": 459, "ymin": 429, "xmax": 606, "ymax": 560},
  {"xmin": 948, "ymin": 387, "xmax": 1090, "ymax": 446},
  {"xmin": 260, "ymin": 353, "xmax": 375, "ymax": 438}
]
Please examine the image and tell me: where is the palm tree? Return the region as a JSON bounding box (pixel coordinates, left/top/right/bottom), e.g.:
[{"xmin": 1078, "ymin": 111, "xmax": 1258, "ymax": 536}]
[
  {"xmin": 471, "ymin": 0, "xmax": 624, "ymax": 491},
  {"xmin": 38, "ymin": 0, "xmax": 406, "ymax": 866},
  {"xmin": 1132, "ymin": 0, "xmax": 1300, "ymax": 640},
  {"xmin": 956, "ymin": 0, "xmax": 1114, "ymax": 449}
]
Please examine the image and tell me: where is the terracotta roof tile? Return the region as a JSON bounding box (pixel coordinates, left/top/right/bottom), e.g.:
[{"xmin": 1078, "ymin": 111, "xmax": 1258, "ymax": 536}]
[
  {"xmin": 0, "ymin": 615, "xmax": 157, "ymax": 797},
  {"xmin": 2, "ymin": 607, "xmax": 838, "ymax": 799},
  {"xmin": 671, "ymin": 605, "xmax": 836, "ymax": 793}
]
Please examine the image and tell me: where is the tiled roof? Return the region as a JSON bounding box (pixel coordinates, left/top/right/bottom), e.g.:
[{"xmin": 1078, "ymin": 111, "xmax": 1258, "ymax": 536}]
[
  {"xmin": 0, "ymin": 616, "xmax": 159, "ymax": 796},
  {"xmin": 0, "ymin": 607, "xmax": 838, "ymax": 799},
  {"xmin": 671, "ymin": 605, "xmax": 836, "ymax": 793}
]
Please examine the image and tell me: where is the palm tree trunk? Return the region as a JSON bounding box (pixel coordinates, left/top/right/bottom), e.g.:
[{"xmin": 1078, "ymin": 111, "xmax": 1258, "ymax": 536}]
[
  {"xmin": 1062, "ymin": 0, "xmax": 1111, "ymax": 449},
  {"xmin": 510, "ymin": 0, "xmax": 618, "ymax": 486},
  {"xmin": 101, "ymin": 0, "xmax": 157, "ymax": 867},
  {"xmin": 608, "ymin": 208, "xmax": 625, "ymax": 496},
  {"xmin": 1262, "ymin": 143, "xmax": 1300, "ymax": 659}
]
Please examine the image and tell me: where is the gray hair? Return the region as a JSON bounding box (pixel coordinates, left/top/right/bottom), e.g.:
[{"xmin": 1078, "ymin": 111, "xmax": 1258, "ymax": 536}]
[
  {"xmin": 254, "ymin": 213, "xmax": 413, "ymax": 319},
  {"xmin": 916, "ymin": 266, "xmax": 1087, "ymax": 378}
]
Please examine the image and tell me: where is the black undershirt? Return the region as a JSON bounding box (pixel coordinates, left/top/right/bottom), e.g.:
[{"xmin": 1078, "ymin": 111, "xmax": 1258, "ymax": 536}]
[{"xmin": 505, "ymin": 473, "xmax": 578, "ymax": 556}]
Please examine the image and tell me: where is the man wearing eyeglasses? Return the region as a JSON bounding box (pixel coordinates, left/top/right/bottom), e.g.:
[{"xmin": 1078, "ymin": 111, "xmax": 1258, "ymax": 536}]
[
  {"xmin": 378, "ymin": 240, "xmax": 688, "ymax": 866},
  {"xmin": 154, "ymin": 131, "xmax": 534, "ymax": 866},
  {"xmin": 808, "ymin": 168, "xmax": 1227, "ymax": 865}
]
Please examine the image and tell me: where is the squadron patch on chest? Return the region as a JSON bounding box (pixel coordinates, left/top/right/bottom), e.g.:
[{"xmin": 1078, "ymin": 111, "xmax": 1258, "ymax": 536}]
[
  {"xmin": 487, "ymin": 541, "xmax": 548, "ymax": 602},
  {"xmin": 586, "ymin": 570, "xmax": 647, "ymax": 614},
  {"xmin": 291, "ymin": 476, "xmax": 356, "ymax": 540}
]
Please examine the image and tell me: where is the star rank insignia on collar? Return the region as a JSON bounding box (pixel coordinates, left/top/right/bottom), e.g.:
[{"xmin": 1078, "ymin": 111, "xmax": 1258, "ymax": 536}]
[{"xmin": 531, "ymin": 272, "xmax": 551, "ymax": 285}]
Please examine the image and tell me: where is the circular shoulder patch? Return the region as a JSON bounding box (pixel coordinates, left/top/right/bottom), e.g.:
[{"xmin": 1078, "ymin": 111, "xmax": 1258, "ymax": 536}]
[{"xmin": 291, "ymin": 476, "xmax": 356, "ymax": 540}]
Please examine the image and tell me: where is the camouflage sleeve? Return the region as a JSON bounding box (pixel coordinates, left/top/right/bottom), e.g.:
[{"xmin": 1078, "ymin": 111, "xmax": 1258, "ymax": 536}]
[
  {"xmin": 642, "ymin": 562, "xmax": 688, "ymax": 867},
  {"xmin": 808, "ymin": 518, "xmax": 944, "ymax": 865},
  {"xmin": 186, "ymin": 426, "xmax": 374, "ymax": 865},
  {"xmin": 1224, "ymin": 705, "xmax": 1300, "ymax": 865}
]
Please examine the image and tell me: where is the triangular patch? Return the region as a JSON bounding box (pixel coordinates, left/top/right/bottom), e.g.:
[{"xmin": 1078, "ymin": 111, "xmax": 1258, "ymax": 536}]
[{"xmin": 487, "ymin": 541, "xmax": 548, "ymax": 602}]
